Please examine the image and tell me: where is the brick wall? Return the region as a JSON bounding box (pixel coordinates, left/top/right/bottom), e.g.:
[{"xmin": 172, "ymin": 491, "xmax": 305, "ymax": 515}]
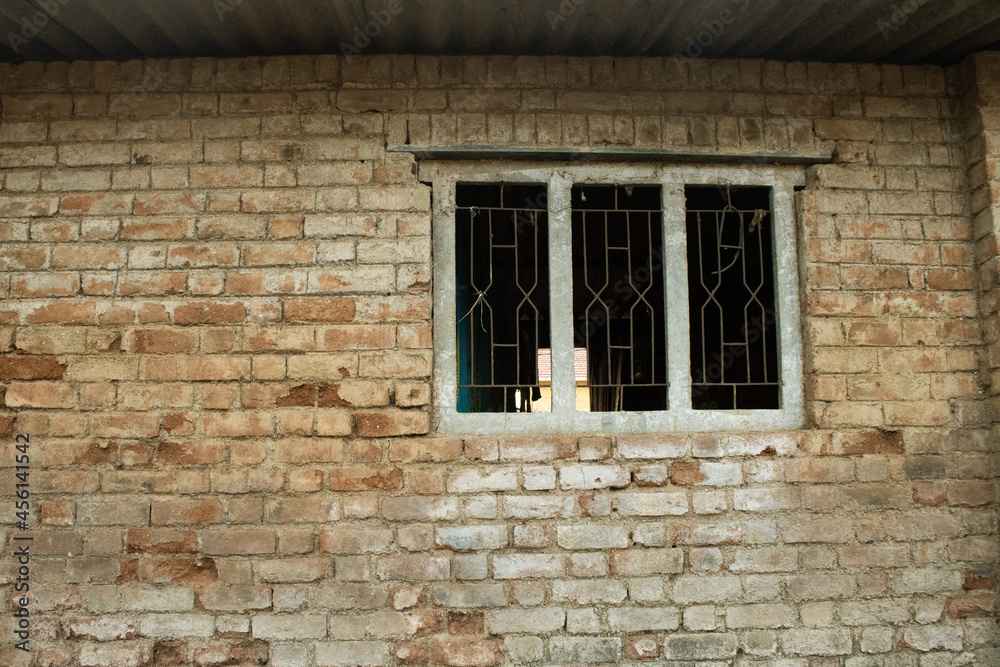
[
  {"xmin": 962, "ymin": 52, "xmax": 1000, "ymax": 452},
  {"xmin": 0, "ymin": 54, "xmax": 997, "ymax": 666}
]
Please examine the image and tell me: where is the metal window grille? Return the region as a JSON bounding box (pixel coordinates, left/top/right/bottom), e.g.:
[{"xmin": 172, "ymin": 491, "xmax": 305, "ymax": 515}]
[
  {"xmin": 455, "ymin": 183, "xmax": 549, "ymax": 413},
  {"xmin": 571, "ymin": 185, "xmax": 668, "ymax": 412},
  {"xmin": 686, "ymin": 185, "xmax": 780, "ymax": 410}
]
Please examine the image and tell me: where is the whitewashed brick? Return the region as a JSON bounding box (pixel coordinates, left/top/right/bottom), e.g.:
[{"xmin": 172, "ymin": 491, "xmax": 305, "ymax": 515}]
[
  {"xmin": 559, "ymin": 465, "xmax": 630, "ymax": 490},
  {"xmin": 447, "ymin": 468, "xmax": 518, "ymax": 493},
  {"xmin": 523, "ymin": 466, "xmax": 556, "ymax": 490},
  {"xmin": 493, "ymin": 553, "xmax": 565, "ymax": 579},
  {"xmin": 253, "ymin": 614, "xmax": 327, "ymax": 639},
  {"xmin": 781, "ymin": 628, "xmax": 853, "ymax": 656},
  {"xmin": 557, "ymin": 525, "xmax": 629, "ymax": 549},
  {"xmin": 435, "ymin": 525, "xmax": 507, "ymax": 551},
  {"xmin": 673, "ymin": 575, "xmax": 742, "ymax": 603},
  {"xmin": 607, "ymin": 607, "xmax": 680, "ymax": 631},
  {"xmin": 315, "ymin": 641, "xmax": 390, "ymax": 667},
  {"xmin": 503, "ymin": 496, "xmax": 574, "ymax": 519},
  {"xmin": 486, "ymin": 607, "xmax": 566, "ymax": 634},
  {"xmin": 614, "ymin": 491, "xmax": 688, "ymax": 516}
]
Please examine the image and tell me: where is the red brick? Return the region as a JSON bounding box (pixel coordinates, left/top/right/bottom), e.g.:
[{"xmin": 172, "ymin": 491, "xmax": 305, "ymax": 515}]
[
  {"xmin": 430, "ymin": 639, "xmax": 503, "ymax": 667},
  {"xmin": 58, "ymin": 192, "xmax": 131, "ymax": 214},
  {"xmin": 625, "ymin": 635, "xmax": 661, "ymax": 661},
  {"xmin": 4, "ymin": 382, "xmax": 73, "ymax": 408},
  {"xmin": 10, "ymin": 272, "xmax": 79, "ymax": 297},
  {"xmin": 285, "ymin": 297, "xmax": 357, "ymax": 322},
  {"xmin": 126, "ymin": 529, "xmax": 198, "ymax": 554},
  {"xmin": 785, "ymin": 459, "xmax": 854, "ymax": 483},
  {"xmin": 324, "ymin": 325, "xmax": 395, "ymax": 349},
  {"xmin": 52, "ymin": 246, "xmax": 123, "ymax": 270},
  {"xmin": 276, "ymin": 384, "xmax": 316, "ymax": 407},
  {"xmin": 211, "ymin": 469, "xmax": 283, "ymax": 493},
  {"xmin": 119, "ymin": 272, "xmax": 187, "ymax": 296},
  {"xmin": 926, "ymin": 268, "xmax": 976, "ymax": 290},
  {"xmin": 913, "ymin": 482, "xmax": 946, "ymax": 506},
  {"xmin": 837, "ymin": 430, "xmax": 904, "ymax": 455},
  {"xmin": 134, "ymin": 192, "xmax": 204, "ymax": 215},
  {"xmin": 157, "ymin": 441, "xmax": 227, "ymax": 465},
  {"xmin": 448, "ymin": 611, "xmax": 484, "ymax": 635},
  {"xmin": 168, "ymin": 243, "xmax": 239, "ymax": 267},
  {"xmin": 947, "ymin": 482, "xmax": 995, "ymax": 507},
  {"xmin": 193, "ymin": 641, "xmax": 269, "ymax": 666},
  {"xmin": 27, "ymin": 302, "xmax": 97, "ymax": 324},
  {"xmin": 177, "ymin": 357, "xmax": 249, "ymax": 381},
  {"xmin": 847, "ymin": 322, "xmax": 900, "ymax": 346},
  {"xmin": 388, "ymin": 438, "xmax": 463, "ymax": 462},
  {"xmin": 0, "ymin": 356, "xmax": 66, "ymax": 380},
  {"xmin": 273, "ymin": 438, "xmax": 344, "ymax": 463},
  {"xmin": 241, "ymin": 189, "xmax": 315, "ymax": 212},
  {"xmin": 139, "ymin": 557, "xmax": 218, "ymax": 585},
  {"xmin": 671, "ymin": 462, "xmax": 705, "ymax": 486},
  {"xmin": 190, "ymin": 164, "xmax": 263, "ymax": 188},
  {"xmin": 316, "ymin": 412, "xmax": 352, "ymax": 436},
  {"xmin": 330, "ymin": 466, "xmax": 404, "ymax": 491},
  {"xmin": 318, "ymin": 381, "xmax": 389, "ymax": 407},
  {"xmin": 40, "ymin": 501, "xmax": 74, "ymax": 526},
  {"xmin": 174, "ymin": 301, "xmax": 248, "ymax": 324},
  {"xmin": 243, "ymin": 241, "xmax": 315, "ymax": 265},
  {"xmin": 121, "ymin": 217, "xmax": 192, "ymax": 240},
  {"xmin": 203, "ymin": 413, "xmax": 273, "ymax": 437},
  {"xmin": 126, "ymin": 329, "xmax": 198, "ymax": 354},
  {"xmin": 946, "ymin": 592, "xmax": 996, "ymax": 618},
  {"xmin": 355, "ymin": 410, "xmax": 429, "ymax": 437},
  {"xmin": 91, "ymin": 413, "xmax": 160, "ymax": 438},
  {"xmin": 266, "ymin": 498, "xmax": 340, "ymax": 523},
  {"xmin": 151, "ymin": 499, "xmax": 225, "ymax": 525},
  {"xmin": 0, "ymin": 247, "xmax": 48, "ymax": 270},
  {"xmin": 202, "ymin": 529, "xmax": 275, "ymax": 555}
]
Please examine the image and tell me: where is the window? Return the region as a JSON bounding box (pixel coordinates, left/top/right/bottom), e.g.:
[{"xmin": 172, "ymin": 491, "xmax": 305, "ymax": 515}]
[{"xmin": 427, "ymin": 163, "xmax": 804, "ymax": 433}]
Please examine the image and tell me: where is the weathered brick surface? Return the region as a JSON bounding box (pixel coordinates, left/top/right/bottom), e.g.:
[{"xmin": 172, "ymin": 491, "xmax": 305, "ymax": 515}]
[{"xmin": 0, "ymin": 52, "xmax": 998, "ymax": 665}]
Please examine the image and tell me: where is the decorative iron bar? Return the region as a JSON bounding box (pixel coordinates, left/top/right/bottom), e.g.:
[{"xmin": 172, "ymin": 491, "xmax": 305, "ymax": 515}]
[
  {"xmin": 455, "ymin": 183, "xmax": 549, "ymax": 413},
  {"xmin": 686, "ymin": 185, "xmax": 780, "ymax": 410},
  {"xmin": 571, "ymin": 185, "xmax": 668, "ymax": 412}
]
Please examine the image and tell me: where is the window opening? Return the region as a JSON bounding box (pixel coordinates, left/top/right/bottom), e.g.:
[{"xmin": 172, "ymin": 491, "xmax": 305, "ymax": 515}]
[
  {"xmin": 455, "ymin": 183, "xmax": 549, "ymax": 413},
  {"xmin": 533, "ymin": 347, "xmax": 591, "ymax": 412},
  {"xmin": 571, "ymin": 185, "xmax": 668, "ymax": 412},
  {"xmin": 686, "ymin": 185, "xmax": 779, "ymax": 409}
]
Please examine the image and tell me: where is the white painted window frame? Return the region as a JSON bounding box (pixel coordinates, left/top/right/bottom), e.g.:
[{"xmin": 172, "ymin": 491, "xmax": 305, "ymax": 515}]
[{"xmin": 424, "ymin": 161, "xmax": 805, "ymax": 434}]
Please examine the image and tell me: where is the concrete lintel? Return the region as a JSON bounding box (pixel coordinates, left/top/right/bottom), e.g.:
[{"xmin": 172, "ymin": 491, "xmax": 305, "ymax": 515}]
[{"xmin": 392, "ymin": 145, "xmax": 833, "ymax": 166}]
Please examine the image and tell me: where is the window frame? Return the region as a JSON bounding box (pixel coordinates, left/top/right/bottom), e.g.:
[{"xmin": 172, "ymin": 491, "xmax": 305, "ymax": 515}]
[{"xmin": 426, "ymin": 161, "xmax": 805, "ymax": 434}]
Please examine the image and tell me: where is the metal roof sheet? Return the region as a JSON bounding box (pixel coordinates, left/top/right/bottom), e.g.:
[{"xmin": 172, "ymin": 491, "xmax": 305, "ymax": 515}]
[{"xmin": 1, "ymin": 0, "xmax": 997, "ymax": 65}]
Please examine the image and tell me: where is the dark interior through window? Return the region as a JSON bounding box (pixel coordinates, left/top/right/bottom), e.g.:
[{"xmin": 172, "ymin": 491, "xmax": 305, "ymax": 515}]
[
  {"xmin": 455, "ymin": 183, "xmax": 549, "ymax": 413},
  {"xmin": 686, "ymin": 185, "xmax": 779, "ymax": 410},
  {"xmin": 571, "ymin": 185, "xmax": 668, "ymax": 412}
]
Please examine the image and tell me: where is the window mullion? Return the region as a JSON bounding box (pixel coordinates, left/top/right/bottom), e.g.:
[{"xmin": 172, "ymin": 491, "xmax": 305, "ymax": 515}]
[
  {"xmin": 433, "ymin": 177, "xmax": 458, "ymax": 413},
  {"xmin": 662, "ymin": 182, "xmax": 691, "ymax": 413},
  {"xmin": 771, "ymin": 178, "xmax": 805, "ymax": 421},
  {"xmin": 548, "ymin": 173, "xmax": 576, "ymax": 417}
]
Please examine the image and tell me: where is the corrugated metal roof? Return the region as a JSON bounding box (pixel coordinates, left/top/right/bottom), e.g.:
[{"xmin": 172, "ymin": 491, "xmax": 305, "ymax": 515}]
[{"xmin": 1, "ymin": 0, "xmax": 997, "ymax": 65}]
